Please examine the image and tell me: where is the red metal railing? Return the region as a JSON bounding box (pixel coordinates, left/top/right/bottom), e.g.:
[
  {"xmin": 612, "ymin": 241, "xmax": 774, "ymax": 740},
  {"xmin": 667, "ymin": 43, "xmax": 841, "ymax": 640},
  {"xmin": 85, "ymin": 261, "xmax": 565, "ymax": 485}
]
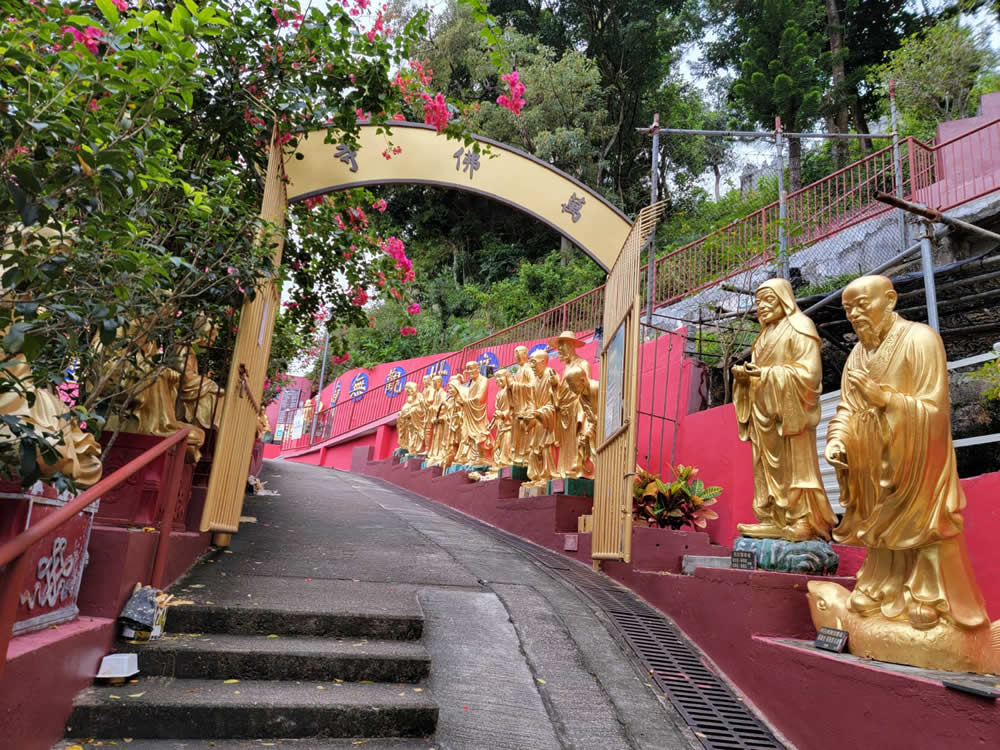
[
  {"xmin": 0, "ymin": 427, "xmax": 190, "ymax": 674},
  {"xmin": 282, "ymin": 115, "xmax": 1000, "ymax": 452},
  {"xmin": 648, "ymin": 116, "xmax": 1000, "ymax": 308},
  {"xmin": 281, "ymin": 286, "xmax": 606, "ymax": 453}
]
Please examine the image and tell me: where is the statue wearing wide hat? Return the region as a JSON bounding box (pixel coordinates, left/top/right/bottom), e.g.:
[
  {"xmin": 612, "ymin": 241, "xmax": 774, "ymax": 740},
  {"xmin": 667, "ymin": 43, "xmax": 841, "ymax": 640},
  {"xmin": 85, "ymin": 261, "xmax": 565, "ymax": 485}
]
[{"xmin": 548, "ymin": 330, "xmax": 590, "ymax": 479}]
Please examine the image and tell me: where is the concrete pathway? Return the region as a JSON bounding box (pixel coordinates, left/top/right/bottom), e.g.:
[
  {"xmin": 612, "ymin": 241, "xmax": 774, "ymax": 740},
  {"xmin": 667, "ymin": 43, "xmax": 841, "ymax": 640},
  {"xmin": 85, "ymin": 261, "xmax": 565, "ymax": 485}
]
[{"xmin": 61, "ymin": 459, "xmax": 702, "ymax": 750}]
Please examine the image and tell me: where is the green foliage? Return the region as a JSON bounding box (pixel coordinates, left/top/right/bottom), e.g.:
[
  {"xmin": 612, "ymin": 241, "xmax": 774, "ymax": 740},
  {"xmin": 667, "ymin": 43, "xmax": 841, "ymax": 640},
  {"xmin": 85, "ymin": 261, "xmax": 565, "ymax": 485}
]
[
  {"xmin": 797, "ymin": 272, "xmax": 860, "ymax": 297},
  {"xmin": 0, "ymin": 0, "xmax": 444, "ymax": 485},
  {"xmin": 876, "ymin": 18, "xmax": 999, "ymax": 140},
  {"xmin": 632, "ymin": 464, "xmax": 721, "ymax": 530},
  {"xmin": 970, "ymin": 358, "xmax": 1000, "ymax": 401}
]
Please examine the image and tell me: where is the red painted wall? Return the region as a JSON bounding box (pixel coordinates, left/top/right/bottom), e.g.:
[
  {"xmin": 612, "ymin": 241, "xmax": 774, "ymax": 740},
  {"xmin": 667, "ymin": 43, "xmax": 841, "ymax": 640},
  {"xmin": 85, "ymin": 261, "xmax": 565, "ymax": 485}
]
[{"xmin": 675, "ymin": 400, "xmax": 1000, "ymax": 617}]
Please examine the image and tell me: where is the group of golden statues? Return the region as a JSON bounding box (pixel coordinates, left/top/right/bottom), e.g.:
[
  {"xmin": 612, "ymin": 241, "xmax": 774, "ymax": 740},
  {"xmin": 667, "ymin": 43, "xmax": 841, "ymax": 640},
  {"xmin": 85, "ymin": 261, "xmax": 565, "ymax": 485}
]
[
  {"xmin": 395, "ymin": 332, "xmax": 599, "ymax": 485},
  {"xmin": 735, "ymin": 275, "xmax": 999, "ymax": 673}
]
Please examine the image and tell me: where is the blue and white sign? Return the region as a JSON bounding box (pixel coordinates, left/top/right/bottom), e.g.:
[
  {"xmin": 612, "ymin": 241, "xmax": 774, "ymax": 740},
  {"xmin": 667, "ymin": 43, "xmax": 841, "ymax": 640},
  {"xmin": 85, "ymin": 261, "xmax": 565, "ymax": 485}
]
[
  {"xmin": 384, "ymin": 366, "xmax": 405, "ymax": 397},
  {"xmin": 476, "ymin": 351, "xmax": 499, "ymax": 376},
  {"xmin": 528, "ymin": 343, "xmax": 556, "ymax": 358},
  {"xmin": 349, "ymin": 373, "xmax": 369, "ymax": 402},
  {"xmin": 425, "ymin": 360, "xmax": 450, "ymax": 387}
]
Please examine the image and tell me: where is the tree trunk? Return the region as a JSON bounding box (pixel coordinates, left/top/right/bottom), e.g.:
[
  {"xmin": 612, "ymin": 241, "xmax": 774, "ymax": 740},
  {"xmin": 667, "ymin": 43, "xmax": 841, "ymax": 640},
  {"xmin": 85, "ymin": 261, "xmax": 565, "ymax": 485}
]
[
  {"xmin": 826, "ymin": 0, "xmax": 850, "ymax": 168},
  {"xmin": 713, "ymin": 164, "xmax": 722, "ymax": 201},
  {"xmin": 852, "ymin": 94, "xmax": 874, "ymax": 153},
  {"xmin": 560, "ymin": 235, "xmax": 572, "ymax": 266},
  {"xmin": 788, "ymin": 137, "xmax": 803, "ymax": 193}
]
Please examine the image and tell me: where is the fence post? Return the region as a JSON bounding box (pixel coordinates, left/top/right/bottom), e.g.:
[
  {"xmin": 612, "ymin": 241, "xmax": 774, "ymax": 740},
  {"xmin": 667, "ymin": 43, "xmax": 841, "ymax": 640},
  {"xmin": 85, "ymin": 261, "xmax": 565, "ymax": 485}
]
[
  {"xmin": 889, "ymin": 79, "xmax": 908, "ymax": 252},
  {"xmin": 310, "ymin": 330, "xmax": 329, "ymax": 443},
  {"xmin": 775, "ymin": 117, "xmax": 789, "ymax": 279}
]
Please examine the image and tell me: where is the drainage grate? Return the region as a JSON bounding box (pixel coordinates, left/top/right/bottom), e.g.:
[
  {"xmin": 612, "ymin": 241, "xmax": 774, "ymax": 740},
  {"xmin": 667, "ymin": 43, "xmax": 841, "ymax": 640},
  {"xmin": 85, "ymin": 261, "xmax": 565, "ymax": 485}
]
[{"xmin": 390, "ymin": 489, "xmax": 785, "ymax": 750}]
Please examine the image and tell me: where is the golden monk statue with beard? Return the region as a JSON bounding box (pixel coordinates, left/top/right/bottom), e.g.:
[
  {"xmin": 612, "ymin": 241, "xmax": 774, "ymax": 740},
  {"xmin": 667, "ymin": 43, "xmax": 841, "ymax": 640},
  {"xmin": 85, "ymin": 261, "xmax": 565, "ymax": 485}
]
[
  {"xmin": 807, "ymin": 275, "xmax": 1000, "ymax": 673},
  {"xmin": 732, "ymin": 279, "xmax": 836, "ymax": 542}
]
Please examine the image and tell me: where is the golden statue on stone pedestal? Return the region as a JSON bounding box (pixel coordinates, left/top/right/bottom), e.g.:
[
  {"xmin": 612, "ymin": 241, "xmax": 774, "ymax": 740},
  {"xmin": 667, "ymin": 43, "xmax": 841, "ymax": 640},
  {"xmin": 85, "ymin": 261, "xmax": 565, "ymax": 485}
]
[
  {"xmin": 807, "ymin": 275, "xmax": 1000, "ymax": 673},
  {"xmin": 549, "ymin": 331, "xmax": 590, "ymax": 479},
  {"xmin": 395, "ymin": 381, "xmax": 424, "ymax": 455},
  {"xmin": 509, "ymin": 345, "xmax": 535, "ymax": 466},
  {"xmin": 424, "ymin": 375, "xmax": 447, "ymax": 466},
  {"xmin": 422, "ymin": 374, "xmax": 442, "ymax": 453},
  {"xmin": 441, "ymin": 374, "xmax": 465, "ymax": 469},
  {"xmin": 563, "ymin": 367, "xmax": 598, "ymax": 480},
  {"xmin": 732, "ymin": 279, "xmax": 836, "ymax": 542},
  {"xmin": 490, "ymin": 369, "xmax": 514, "ymax": 468},
  {"xmin": 512, "ymin": 350, "xmax": 559, "ymax": 486},
  {"xmin": 453, "ymin": 361, "xmax": 490, "ymax": 465}
]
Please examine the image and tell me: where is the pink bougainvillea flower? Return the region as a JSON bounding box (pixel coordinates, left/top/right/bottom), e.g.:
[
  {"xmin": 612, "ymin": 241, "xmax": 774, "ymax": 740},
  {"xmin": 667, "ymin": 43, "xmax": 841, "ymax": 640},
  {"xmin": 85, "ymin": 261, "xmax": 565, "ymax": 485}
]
[
  {"xmin": 303, "ymin": 195, "xmax": 324, "ymax": 210},
  {"xmin": 332, "ymin": 352, "xmax": 351, "ymax": 365},
  {"xmin": 421, "ymin": 93, "xmax": 449, "ymax": 133},
  {"xmin": 112, "ymin": 0, "xmax": 128, "ymax": 10},
  {"xmin": 351, "ymin": 286, "xmax": 368, "ymax": 307},
  {"xmin": 372, "ymin": 199, "xmax": 387, "ymax": 213},
  {"xmin": 391, "ymin": 112, "xmax": 406, "ymax": 121},
  {"xmin": 62, "ymin": 25, "xmax": 103, "ymax": 55},
  {"xmin": 497, "ymin": 70, "xmax": 526, "ymax": 116},
  {"xmin": 407, "ymin": 303, "xmax": 421, "ymax": 315},
  {"xmin": 88, "ymin": 98, "xmax": 100, "ymax": 111},
  {"xmin": 400, "ymin": 326, "xmax": 417, "ymax": 337}
]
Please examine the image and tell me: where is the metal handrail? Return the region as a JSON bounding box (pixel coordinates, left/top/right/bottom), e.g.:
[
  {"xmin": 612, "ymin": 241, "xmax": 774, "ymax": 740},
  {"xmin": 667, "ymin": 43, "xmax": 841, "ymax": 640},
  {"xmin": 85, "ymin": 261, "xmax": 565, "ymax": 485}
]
[{"xmin": 0, "ymin": 426, "xmax": 190, "ymax": 673}]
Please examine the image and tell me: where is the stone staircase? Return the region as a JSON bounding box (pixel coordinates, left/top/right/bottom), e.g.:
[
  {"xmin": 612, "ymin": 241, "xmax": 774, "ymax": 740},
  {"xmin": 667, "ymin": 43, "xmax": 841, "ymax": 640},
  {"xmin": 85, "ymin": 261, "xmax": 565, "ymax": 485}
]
[{"xmin": 61, "ymin": 596, "xmax": 438, "ymax": 745}]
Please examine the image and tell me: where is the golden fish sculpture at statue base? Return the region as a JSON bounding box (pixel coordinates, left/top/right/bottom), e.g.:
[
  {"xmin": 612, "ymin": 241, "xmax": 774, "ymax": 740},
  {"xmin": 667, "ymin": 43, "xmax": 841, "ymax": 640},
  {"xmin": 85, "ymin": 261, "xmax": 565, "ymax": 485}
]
[{"xmin": 808, "ymin": 580, "xmax": 1000, "ymax": 673}]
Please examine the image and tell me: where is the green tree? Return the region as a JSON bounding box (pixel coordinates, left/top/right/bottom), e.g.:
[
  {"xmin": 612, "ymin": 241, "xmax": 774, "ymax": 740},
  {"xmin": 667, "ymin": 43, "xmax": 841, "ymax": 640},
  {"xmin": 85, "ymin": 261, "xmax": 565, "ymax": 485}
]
[
  {"xmin": 727, "ymin": 0, "xmax": 826, "ymax": 191},
  {"xmin": 0, "ymin": 0, "xmax": 455, "ymax": 484},
  {"xmin": 877, "ymin": 18, "xmax": 999, "ymax": 139}
]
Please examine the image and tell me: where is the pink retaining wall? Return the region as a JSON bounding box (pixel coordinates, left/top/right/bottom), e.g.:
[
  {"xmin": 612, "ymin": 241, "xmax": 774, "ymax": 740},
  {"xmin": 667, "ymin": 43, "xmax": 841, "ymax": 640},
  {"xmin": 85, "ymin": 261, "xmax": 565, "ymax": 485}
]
[
  {"xmin": 674, "ymin": 401, "xmax": 1000, "ymax": 617},
  {"xmin": 354, "ymin": 448, "xmax": 1000, "ymax": 750}
]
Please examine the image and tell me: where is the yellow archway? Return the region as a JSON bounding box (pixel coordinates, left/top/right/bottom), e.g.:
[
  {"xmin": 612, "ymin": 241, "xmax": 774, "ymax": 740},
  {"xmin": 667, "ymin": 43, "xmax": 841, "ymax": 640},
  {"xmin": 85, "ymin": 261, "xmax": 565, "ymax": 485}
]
[
  {"xmin": 200, "ymin": 124, "xmax": 632, "ymax": 541},
  {"xmin": 285, "ymin": 122, "xmax": 632, "ymax": 271}
]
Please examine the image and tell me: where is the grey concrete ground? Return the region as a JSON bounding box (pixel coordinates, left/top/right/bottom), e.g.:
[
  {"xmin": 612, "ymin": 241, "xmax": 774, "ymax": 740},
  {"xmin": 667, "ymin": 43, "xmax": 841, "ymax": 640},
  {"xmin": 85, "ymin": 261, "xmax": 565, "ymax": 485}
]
[{"xmin": 61, "ymin": 459, "xmax": 702, "ymax": 750}]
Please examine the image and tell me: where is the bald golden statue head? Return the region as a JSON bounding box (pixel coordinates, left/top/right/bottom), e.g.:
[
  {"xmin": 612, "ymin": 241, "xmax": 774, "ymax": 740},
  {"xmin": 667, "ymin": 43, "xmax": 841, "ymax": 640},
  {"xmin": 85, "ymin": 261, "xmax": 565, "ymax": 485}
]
[
  {"xmin": 529, "ymin": 349, "xmax": 549, "ymax": 376},
  {"xmin": 842, "ymin": 275, "xmax": 898, "ymax": 349},
  {"xmin": 514, "ymin": 345, "xmax": 529, "ymax": 365},
  {"xmin": 464, "ymin": 360, "xmax": 480, "ymax": 381}
]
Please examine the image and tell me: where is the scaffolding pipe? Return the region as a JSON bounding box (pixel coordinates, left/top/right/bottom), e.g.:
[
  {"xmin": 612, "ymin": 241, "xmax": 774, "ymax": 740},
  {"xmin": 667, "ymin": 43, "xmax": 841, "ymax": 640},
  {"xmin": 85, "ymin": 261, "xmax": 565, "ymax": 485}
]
[
  {"xmin": 875, "ymin": 193, "xmax": 1000, "ymax": 243},
  {"xmin": 310, "ymin": 329, "xmax": 329, "ymax": 441}
]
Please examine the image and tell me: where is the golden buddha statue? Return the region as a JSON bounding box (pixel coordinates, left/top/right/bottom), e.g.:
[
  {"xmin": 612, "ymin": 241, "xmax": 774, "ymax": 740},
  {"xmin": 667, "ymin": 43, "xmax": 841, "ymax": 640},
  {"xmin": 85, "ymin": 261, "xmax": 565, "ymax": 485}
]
[
  {"xmin": 440, "ymin": 374, "xmax": 465, "ymax": 469},
  {"xmin": 513, "ymin": 350, "xmax": 559, "ymax": 485},
  {"xmin": 807, "ymin": 275, "xmax": 1000, "ymax": 672},
  {"xmin": 422, "ymin": 374, "xmax": 442, "ymax": 452},
  {"xmin": 0, "ymin": 353, "xmax": 103, "ymax": 487},
  {"xmin": 110, "ymin": 327, "xmax": 205, "ymax": 463},
  {"xmin": 453, "ymin": 361, "xmax": 490, "ymax": 465},
  {"xmin": 490, "ymin": 369, "xmax": 514, "ymax": 467},
  {"xmin": 301, "ymin": 398, "xmax": 314, "ymax": 428},
  {"xmin": 509, "ymin": 345, "xmax": 535, "ymax": 465},
  {"xmin": 396, "ymin": 382, "xmax": 420, "ymax": 454},
  {"xmin": 563, "ymin": 367, "xmax": 598, "ymax": 480},
  {"xmin": 731, "ymin": 279, "xmax": 836, "ymax": 542},
  {"xmin": 180, "ymin": 319, "xmax": 225, "ymax": 431},
  {"xmin": 549, "ymin": 331, "xmax": 590, "ymax": 478},
  {"xmin": 424, "ymin": 375, "xmax": 448, "ymax": 466}
]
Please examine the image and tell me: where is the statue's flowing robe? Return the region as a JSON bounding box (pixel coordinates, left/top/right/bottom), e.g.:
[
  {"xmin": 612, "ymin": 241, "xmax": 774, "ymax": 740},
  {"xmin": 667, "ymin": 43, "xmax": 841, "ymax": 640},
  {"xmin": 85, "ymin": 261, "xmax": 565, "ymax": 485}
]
[
  {"xmin": 454, "ymin": 375, "xmax": 489, "ymax": 464},
  {"xmin": 553, "ymin": 354, "xmax": 589, "ymax": 478},
  {"xmin": 492, "ymin": 383, "xmax": 513, "ymax": 467},
  {"xmin": 525, "ymin": 368, "xmax": 559, "ymax": 483},
  {"xmin": 829, "ymin": 315, "xmax": 988, "ymax": 627},
  {"xmin": 509, "ymin": 362, "xmax": 536, "ymax": 465},
  {"xmin": 734, "ymin": 311, "xmax": 835, "ymax": 538}
]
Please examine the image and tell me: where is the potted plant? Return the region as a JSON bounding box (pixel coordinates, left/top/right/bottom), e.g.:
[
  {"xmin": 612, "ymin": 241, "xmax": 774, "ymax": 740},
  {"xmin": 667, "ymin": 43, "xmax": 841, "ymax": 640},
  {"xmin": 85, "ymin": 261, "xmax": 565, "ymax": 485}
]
[{"xmin": 632, "ymin": 464, "xmax": 721, "ymax": 530}]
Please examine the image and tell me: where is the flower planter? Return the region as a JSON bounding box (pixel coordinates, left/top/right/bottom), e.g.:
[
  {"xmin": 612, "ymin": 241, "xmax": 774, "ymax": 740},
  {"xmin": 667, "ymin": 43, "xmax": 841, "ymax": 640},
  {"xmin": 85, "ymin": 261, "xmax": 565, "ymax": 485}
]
[
  {"xmin": 96, "ymin": 432, "xmax": 193, "ymax": 530},
  {"xmin": 0, "ymin": 481, "xmax": 98, "ymax": 635}
]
